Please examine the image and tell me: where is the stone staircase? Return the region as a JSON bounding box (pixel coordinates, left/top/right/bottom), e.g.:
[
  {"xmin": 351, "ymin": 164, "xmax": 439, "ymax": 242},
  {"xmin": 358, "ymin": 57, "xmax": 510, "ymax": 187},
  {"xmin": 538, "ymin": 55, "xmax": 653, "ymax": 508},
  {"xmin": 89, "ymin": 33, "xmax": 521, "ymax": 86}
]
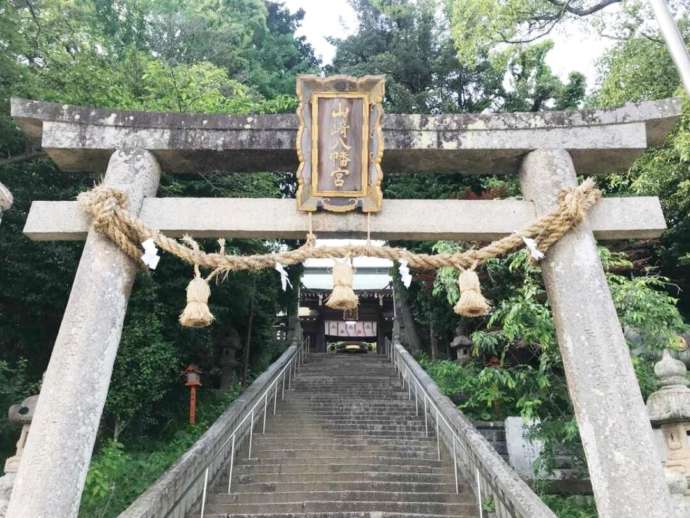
[{"xmin": 195, "ymin": 352, "xmax": 479, "ymax": 517}]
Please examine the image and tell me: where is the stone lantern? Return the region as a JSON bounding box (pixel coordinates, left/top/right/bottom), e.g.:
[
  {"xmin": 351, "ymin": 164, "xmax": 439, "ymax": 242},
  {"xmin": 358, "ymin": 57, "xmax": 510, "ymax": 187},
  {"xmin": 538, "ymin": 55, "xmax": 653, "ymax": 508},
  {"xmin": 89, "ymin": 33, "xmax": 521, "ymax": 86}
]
[
  {"xmin": 0, "ymin": 393, "xmax": 38, "ymax": 515},
  {"xmin": 450, "ymin": 324, "xmax": 472, "ymax": 364},
  {"xmin": 647, "ymin": 350, "xmax": 690, "ymax": 486},
  {"xmin": 4, "ymin": 395, "xmax": 39, "ymax": 473}
]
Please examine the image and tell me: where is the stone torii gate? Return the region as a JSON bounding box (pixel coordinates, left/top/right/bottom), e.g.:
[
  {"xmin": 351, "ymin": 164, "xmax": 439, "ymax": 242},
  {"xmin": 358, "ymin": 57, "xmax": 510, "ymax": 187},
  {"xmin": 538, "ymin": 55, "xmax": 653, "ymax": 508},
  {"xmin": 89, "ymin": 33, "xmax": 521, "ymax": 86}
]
[{"xmin": 6, "ymin": 95, "xmax": 683, "ymax": 517}]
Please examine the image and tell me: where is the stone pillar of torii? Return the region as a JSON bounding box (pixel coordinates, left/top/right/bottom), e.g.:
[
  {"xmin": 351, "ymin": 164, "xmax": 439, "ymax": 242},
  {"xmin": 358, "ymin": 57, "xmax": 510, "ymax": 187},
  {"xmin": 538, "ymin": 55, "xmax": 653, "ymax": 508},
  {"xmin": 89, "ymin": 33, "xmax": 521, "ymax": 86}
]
[{"xmin": 5, "ymin": 96, "xmax": 684, "ymax": 517}]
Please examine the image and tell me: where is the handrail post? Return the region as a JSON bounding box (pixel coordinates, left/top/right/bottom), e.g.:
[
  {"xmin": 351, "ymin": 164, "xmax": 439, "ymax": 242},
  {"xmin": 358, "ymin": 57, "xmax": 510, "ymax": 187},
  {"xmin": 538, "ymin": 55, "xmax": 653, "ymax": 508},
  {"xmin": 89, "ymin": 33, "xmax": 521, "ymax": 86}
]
[
  {"xmin": 200, "ymin": 467, "xmax": 209, "ymax": 518},
  {"xmin": 415, "ymin": 384, "xmax": 419, "ymax": 416},
  {"xmin": 262, "ymin": 391, "xmax": 268, "ymax": 433},
  {"xmin": 476, "ymin": 468, "xmax": 483, "ymax": 518},
  {"xmin": 227, "ymin": 434, "xmax": 236, "ymax": 494},
  {"xmin": 273, "ymin": 382, "xmax": 278, "ymax": 415},
  {"xmin": 424, "ymin": 396, "xmax": 429, "ymax": 436},
  {"xmin": 282, "ymin": 372, "xmax": 286, "ymax": 400},
  {"xmin": 248, "ymin": 409, "xmax": 254, "ymax": 459},
  {"xmin": 453, "ymin": 435, "xmax": 459, "ymax": 495},
  {"xmin": 435, "ymin": 407, "xmax": 441, "ymax": 461}
]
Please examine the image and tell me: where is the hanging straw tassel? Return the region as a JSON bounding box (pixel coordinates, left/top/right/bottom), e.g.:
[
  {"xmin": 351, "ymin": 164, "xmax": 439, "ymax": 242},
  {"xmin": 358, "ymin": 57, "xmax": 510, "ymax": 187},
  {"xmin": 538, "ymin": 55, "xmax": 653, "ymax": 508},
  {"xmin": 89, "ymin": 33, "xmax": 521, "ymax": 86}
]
[
  {"xmin": 179, "ymin": 264, "xmax": 215, "ymax": 327},
  {"xmin": 326, "ymin": 258, "xmax": 358, "ymax": 311},
  {"xmin": 454, "ymin": 268, "xmax": 490, "ymax": 318}
]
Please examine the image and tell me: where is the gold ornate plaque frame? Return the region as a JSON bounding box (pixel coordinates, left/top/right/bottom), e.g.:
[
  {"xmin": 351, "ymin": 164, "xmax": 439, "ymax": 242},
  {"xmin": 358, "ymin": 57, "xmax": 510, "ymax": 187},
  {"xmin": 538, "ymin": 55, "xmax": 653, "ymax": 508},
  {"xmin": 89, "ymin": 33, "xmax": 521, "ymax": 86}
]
[{"xmin": 296, "ymin": 75, "xmax": 385, "ymax": 213}]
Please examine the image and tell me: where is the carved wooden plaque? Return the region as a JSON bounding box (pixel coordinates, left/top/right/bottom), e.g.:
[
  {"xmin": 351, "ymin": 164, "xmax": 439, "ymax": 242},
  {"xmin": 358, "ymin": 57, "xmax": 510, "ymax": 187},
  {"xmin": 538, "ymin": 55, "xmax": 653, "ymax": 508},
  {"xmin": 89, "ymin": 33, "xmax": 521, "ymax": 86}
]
[{"xmin": 296, "ymin": 75, "xmax": 385, "ymax": 213}]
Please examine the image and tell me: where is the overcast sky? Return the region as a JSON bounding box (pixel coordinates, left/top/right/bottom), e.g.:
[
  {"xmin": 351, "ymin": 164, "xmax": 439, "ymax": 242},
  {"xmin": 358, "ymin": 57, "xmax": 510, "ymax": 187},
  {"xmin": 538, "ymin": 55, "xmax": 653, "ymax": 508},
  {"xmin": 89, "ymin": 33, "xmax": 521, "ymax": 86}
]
[{"xmin": 280, "ymin": 0, "xmax": 611, "ymax": 89}]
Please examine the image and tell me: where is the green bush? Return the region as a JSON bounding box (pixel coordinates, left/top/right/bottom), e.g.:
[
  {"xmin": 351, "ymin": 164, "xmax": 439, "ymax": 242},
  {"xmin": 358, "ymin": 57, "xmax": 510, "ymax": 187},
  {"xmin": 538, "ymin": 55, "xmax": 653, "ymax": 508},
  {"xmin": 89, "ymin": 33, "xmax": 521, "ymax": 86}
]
[
  {"xmin": 540, "ymin": 495, "xmax": 597, "ymax": 518},
  {"xmin": 79, "ymin": 385, "xmax": 240, "ymax": 518}
]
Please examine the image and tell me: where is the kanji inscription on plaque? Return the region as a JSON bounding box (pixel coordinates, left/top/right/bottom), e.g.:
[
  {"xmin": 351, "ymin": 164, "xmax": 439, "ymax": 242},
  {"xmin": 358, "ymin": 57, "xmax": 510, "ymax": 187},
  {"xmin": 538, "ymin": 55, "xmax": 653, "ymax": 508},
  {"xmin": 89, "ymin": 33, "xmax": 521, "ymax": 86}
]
[{"xmin": 296, "ymin": 75, "xmax": 385, "ymax": 213}]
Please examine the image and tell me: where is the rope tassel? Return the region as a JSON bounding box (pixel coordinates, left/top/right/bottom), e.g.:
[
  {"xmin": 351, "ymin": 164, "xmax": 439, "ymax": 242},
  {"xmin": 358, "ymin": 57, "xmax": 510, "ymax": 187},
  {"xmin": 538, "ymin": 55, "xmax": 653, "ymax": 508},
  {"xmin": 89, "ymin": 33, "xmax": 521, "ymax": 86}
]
[
  {"xmin": 454, "ymin": 268, "xmax": 490, "ymax": 318},
  {"xmin": 326, "ymin": 259, "xmax": 358, "ymax": 311},
  {"xmin": 179, "ymin": 236, "xmax": 214, "ymax": 328},
  {"xmin": 179, "ymin": 266, "xmax": 214, "ymax": 328}
]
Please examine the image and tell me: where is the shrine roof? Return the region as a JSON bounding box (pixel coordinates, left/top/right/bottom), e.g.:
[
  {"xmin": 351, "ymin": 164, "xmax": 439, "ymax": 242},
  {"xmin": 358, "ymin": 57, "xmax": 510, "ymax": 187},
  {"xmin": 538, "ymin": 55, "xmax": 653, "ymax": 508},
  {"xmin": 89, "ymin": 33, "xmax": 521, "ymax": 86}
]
[
  {"xmin": 302, "ymin": 249, "xmax": 393, "ymax": 291},
  {"xmin": 301, "ymin": 275, "xmax": 391, "ymax": 291},
  {"xmin": 10, "ymin": 97, "xmax": 682, "ymax": 176}
]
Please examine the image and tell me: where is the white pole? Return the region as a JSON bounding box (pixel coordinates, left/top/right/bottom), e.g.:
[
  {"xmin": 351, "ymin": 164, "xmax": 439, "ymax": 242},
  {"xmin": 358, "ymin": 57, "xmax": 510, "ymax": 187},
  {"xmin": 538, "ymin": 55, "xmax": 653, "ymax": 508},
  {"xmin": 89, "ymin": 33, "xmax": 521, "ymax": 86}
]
[
  {"xmin": 649, "ymin": 0, "xmax": 690, "ymax": 95},
  {"xmin": 200, "ymin": 468, "xmax": 209, "ymax": 518},
  {"xmin": 227, "ymin": 435, "xmax": 235, "ymax": 494}
]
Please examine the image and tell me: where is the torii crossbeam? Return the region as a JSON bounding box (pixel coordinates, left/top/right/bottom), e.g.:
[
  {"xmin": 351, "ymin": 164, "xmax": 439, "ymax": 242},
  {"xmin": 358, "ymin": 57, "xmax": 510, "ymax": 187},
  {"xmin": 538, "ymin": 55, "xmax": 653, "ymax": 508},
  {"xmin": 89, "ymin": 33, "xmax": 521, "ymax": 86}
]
[{"xmin": 6, "ymin": 96, "xmax": 682, "ymax": 518}]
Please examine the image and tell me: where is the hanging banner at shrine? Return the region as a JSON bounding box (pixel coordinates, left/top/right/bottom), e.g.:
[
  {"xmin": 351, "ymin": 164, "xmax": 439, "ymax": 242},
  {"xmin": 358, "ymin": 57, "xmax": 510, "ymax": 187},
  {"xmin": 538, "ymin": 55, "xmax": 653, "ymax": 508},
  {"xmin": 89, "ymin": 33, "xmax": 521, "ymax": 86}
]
[
  {"xmin": 296, "ymin": 75, "xmax": 385, "ymax": 213},
  {"xmin": 325, "ymin": 320, "xmax": 377, "ymax": 337}
]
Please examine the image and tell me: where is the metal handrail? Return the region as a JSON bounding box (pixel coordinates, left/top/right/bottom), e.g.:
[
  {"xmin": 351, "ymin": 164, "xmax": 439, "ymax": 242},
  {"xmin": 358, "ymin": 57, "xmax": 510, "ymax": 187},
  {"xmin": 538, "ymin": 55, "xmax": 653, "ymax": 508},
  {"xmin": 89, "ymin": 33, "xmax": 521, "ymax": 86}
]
[
  {"xmin": 195, "ymin": 341, "xmax": 306, "ymax": 518},
  {"xmin": 389, "ymin": 341, "xmax": 556, "ymax": 518}
]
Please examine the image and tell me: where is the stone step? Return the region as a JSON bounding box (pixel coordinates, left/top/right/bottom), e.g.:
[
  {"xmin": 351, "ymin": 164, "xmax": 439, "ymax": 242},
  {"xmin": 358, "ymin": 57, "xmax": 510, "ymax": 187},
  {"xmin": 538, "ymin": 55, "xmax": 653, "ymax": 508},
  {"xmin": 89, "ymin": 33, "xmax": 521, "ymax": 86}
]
[
  {"xmin": 189, "ymin": 354, "xmax": 478, "ymax": 518},
  {"xmin": 295, "ymin": 378, "xmax": 397, "ymax": 382},
  {"xmin": 263, "ymin": 421, "xmax": 430, "ymax": 430},
  {"xmin": 254, "ymin": 436, "xmax": 438, "ymax": 447},
  {"xmin": 273, "ymin": 413, "xmax": 422, "ymax": 420},
  {"xmin": 253, "ymin": 433, "xmax": 437, "ymax": 445},
  {"xmin": 261, "ymin": 431, "xmax": 435, "ymax": 439},
  {"xmin": 225, "ymin": 481, "xmax": 462, "ymax": 493},
  {"xmin": 195, "ymin": 513, "xmax": 472, "ymax": 518},
  {"xmin": 282, "ymin": 398, "xmax": 411, "ymax": 403},
  {"xmin": 263, "ymin": 426, "xmax": 429, "ymax": 435},
  {"xmin": 284, "ymin": 400, "xmax": 411, "ymax": 405},
  {"xmin": 276, "ymin": 410, "xmax": 418, "ymax": 417},
  {"xmin": 230, "ymin": 471, "xmax": 455, "ymax": 485},
  {"xmin": 201, "ymin": 500, "xmax": 476, "ymax": 515},
  {"xmin": 275, "ymin": 406, "xmax": 413, "ymax": 411},
  {"xmin": 231, "ymin": 462, "xmax": 448, "ymax": 475},
  {"xmin": 290, "ymin": 386, "xmax": 402, "ymax": 390},
  {"xmin": 236, "ymin": 452, "xmax": 446, "ymax": 464},
  {"xmin": 275, "ymin": 415, "xmax": 424, "ymax": 422},
  {"xmin": 290, "ymin": 382, "xmax": 401, "ymax": 387},
  {"xmin": 266, "ymin": 419, "xmax": 425, "ymax": 427},
  {"xmin": 246, "ymin": 447, "xmax": 440, "ymax": 460},
  {"xmin": 297, "ymin": 371, "xmax": 396, "ymax": 374},
  {"xmin": 280, "ymin": 400, "xmax": 413, "ymax": 405},
  {"xmin": 255, "ymin": 432, "xmax": 434, "ymax": 441},
  {"xmin": 212, "ymin": 490, "xmax": 473, "ymax": 505},
  {"xmin": 271, "ymin": 417, "xmax": 423, "ymax": 424}
]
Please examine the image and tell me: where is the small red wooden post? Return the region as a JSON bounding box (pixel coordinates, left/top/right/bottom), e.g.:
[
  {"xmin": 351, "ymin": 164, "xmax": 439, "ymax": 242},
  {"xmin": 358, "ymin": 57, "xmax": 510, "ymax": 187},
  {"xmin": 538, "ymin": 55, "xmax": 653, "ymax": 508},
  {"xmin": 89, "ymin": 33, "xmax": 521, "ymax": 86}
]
[{"xmin": 183, "ymin": 365, "xmax": 202, "ymax": 425}]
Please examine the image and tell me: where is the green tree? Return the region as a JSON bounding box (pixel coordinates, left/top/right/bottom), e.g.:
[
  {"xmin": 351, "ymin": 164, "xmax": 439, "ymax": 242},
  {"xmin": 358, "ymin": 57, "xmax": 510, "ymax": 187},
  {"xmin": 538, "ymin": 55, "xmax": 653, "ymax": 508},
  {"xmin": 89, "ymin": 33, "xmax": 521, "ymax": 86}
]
[
  {"xmin": 593, "ymin": 34, "xmax": 690, "ymax": 314},
  {"xmin": 448, "ymin": 0, "xmax": 672, "ymax": 66},
  {"xmin": 330, "ymin": 0, "xmax": 586, "ymax": 114},
  {"xmin": 429, "ymin": 246, "xmax": 687, "ymax": 468},
  {"xmin": 329, "ymin": 0, "xmax": 504, "ymax": 113},
  {"xmin": 496, "ymin": 41, "xmax": 586, "ymax": 111}
]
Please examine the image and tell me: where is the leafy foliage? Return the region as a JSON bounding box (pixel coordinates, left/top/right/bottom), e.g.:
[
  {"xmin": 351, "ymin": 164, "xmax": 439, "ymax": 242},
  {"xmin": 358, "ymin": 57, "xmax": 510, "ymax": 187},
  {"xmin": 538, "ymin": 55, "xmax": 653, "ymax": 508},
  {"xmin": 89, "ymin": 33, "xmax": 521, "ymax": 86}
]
[
  {"xmin": 80, "ymin": 385, "xmax": 241, "ymax": 518},
  {"xmin": 447, "ymin": 0, "xmax": 680, "ymax": 67},
  {"xmin": 540, "ymin": 495, "xmax": 597, "ymax": 518},
  {"xmin": 593, "ymin": 33, "xmax": 690, "ymax": 315},
  {"xmin": 424, "ymin": 243, "xmax": 687, "ymax": 479}
]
